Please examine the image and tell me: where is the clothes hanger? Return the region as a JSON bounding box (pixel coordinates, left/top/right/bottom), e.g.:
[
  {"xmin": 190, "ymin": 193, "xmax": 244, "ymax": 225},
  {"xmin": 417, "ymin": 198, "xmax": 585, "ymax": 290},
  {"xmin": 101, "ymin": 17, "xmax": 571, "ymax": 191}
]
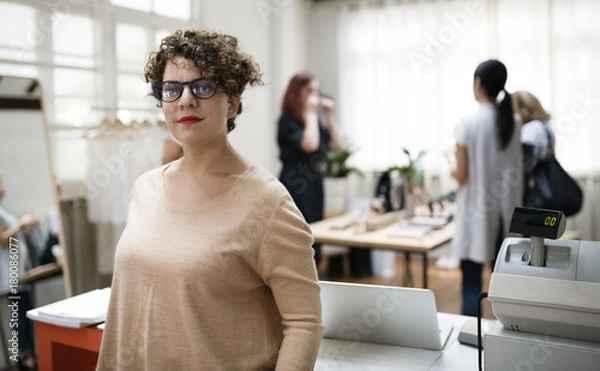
[
  {"xmin": 83, "ymin": 117, "xmax": 111, "ymax": 139},
  {"xmin": 84, "ymin": 118, "xmax": 128, "ymax": 139}
]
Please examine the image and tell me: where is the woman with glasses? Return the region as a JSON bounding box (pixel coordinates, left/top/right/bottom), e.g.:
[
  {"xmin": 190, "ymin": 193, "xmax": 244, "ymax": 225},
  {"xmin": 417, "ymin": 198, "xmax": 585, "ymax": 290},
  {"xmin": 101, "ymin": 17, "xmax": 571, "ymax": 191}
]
[
  {"xmin": 277, "ymin": 72, "xmax": 344, "ymax": 266},
  {"xmin": 446, "ymin": 59, "xmax": 522, "ymax": 317},
  {"xmin": 97, "ymin": 29, "xmax": 324, "ymax": 370}
]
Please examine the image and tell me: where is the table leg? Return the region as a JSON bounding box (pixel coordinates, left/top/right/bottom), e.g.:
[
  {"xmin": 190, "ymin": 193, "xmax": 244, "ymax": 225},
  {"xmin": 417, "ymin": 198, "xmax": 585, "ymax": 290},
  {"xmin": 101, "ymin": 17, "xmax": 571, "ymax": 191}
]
[
  {"xmin": 403, "ymin": 252, "xmax": 413, "ymax": 287},
  {"xmin": 349, "ymin": 248, "xmax": 372, "ymax": 277},
  {"xmin": 422, "ymin": 252, "xmax": 428, "ymax": 289}
]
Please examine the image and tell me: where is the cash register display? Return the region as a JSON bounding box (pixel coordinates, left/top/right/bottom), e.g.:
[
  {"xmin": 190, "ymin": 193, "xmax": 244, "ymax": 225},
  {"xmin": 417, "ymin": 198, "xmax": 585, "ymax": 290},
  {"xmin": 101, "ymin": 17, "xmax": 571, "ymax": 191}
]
[{"xmin": 509, "ymin": 207, "xmax": 564, "ymax": 239}]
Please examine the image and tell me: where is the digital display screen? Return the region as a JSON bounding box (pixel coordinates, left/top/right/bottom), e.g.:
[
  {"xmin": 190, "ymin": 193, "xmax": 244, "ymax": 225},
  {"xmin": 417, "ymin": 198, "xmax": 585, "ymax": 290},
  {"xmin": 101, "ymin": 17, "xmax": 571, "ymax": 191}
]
[{"xmin": 509, "ymin": 207, "xmax": 565, "ymax": 239}]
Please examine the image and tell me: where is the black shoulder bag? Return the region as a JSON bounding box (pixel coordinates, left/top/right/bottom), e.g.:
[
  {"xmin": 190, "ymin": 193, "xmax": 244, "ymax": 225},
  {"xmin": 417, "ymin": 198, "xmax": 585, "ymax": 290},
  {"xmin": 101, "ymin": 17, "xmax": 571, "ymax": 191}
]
[{"xmin": 523, "ymin": 124, "xmax": 583, "ymax": 217}]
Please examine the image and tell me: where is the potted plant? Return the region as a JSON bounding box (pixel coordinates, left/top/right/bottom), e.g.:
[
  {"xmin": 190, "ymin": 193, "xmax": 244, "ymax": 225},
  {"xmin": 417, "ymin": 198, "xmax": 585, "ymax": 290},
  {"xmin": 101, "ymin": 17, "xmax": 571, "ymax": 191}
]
[
  {"xmin": 392, "ymin": 147, "xmax": 426, "ymax": 191},
  {"xmin": 323, "ymin": 144, "xmax": 362, "ymax": 178},
  {"xmin": 384, "ymin": 147, "xmax": 426, "ymax": 216}
]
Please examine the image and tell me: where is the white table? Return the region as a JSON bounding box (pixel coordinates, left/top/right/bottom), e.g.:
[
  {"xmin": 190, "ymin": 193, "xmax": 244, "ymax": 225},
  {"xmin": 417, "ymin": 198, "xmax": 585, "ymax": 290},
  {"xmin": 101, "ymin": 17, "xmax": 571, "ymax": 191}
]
[{"xmin": 316, "ymin": 313, "xmax": 479, "ymax": 370}]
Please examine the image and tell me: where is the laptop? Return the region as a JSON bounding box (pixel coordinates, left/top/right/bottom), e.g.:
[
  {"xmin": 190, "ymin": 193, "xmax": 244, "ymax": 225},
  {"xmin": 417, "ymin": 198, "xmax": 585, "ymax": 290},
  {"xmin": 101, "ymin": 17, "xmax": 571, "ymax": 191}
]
[{"xmin": 319, "ymin": 281, "xmax": 453, "ymax": 350}]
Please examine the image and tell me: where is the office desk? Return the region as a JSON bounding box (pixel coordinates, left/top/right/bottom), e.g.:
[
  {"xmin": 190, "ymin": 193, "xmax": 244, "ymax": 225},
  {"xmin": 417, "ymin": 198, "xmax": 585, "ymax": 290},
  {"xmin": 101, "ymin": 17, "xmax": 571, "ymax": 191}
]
[
  {"xmin": 36, "ymin": 321, "xmax": 102, "ymax": 371},
  {"xmin": 316, "ymin": 313, "xmax": 478, "ymax": 370},
  {"xmin": 34, "ymin": 314, "xmax": 477, "ymax": 371},
  {"xmin": 309, "ymin": 214, "xmax": 454, "ymax": 288}
]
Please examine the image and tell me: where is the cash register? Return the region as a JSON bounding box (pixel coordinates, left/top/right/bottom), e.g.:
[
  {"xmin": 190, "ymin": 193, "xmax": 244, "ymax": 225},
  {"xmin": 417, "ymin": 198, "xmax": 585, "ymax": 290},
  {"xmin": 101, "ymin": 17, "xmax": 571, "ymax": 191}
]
[{"xmin": 485, "ymin": 207, "xmax": 600, "ymax": 370}]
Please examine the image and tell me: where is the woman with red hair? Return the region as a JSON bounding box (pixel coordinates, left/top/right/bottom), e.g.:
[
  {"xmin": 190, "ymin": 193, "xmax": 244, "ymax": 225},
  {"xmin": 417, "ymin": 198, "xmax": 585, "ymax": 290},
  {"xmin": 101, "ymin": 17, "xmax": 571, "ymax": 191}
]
[{"xmin": 277, "ymin": 72, "xmax": 343, "ymax": 265}]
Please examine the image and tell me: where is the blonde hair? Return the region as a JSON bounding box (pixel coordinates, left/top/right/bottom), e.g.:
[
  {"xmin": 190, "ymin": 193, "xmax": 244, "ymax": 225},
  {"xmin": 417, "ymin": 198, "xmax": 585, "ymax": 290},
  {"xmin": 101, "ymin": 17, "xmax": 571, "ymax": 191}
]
[{"xmin": 512, "ymin": 90, "xmax": 551, "ymax": 124}]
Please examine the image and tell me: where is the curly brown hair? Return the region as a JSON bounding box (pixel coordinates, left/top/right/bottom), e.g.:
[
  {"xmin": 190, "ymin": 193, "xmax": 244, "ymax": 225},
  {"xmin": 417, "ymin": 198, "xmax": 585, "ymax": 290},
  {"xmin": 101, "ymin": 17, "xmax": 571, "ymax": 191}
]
[{"xmin": 144, "ymin": 29, "xmax": 264, "ymax": 132}]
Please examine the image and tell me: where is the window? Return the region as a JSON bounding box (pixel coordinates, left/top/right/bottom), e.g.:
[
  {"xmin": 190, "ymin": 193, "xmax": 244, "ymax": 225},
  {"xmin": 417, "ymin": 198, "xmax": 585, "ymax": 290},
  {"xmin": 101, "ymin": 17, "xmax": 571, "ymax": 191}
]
[
  {"xmin": 116, "ymin": 23, "xmax": 155, "ymax": 122},
  {"xmin": 336, "ymin": 0, "xmax": 600, "ymax": 174},
  {"xmin": 0, "ymin": 3, "xmax": 37, "ymax": 62},
  {"xmin": 110, "ymin": 0, "xmax": 191, "ymax": 20},
  {"xmin": 0, "ymin": 0, "xmax": 196, "ymax": 181}
]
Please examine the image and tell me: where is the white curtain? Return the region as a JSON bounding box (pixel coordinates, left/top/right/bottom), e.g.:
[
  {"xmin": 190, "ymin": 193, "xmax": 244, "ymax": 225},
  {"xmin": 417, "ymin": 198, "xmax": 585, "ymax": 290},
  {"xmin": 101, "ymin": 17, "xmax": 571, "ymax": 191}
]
[
  {"xmin": 338, "ymin": 0, "xmax": 489, "ymax": 173},
  {"xmin": 335, "ymin": 0, "xmax": 600, "ymax": 239}
]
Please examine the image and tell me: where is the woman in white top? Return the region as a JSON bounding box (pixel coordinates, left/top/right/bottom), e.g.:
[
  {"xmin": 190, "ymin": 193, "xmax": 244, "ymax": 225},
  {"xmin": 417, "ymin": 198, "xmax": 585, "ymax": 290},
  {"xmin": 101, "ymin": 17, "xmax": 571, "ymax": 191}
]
[{"xmin": 447, "ymin": 60, "xmax": 522, "ymax": 316}]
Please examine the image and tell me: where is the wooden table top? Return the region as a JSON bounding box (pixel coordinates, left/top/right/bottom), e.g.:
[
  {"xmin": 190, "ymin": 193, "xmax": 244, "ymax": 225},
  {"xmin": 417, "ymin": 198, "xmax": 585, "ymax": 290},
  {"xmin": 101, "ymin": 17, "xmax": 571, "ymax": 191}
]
[{"xmin": 309, "ymin": 213, "xmax": 454, "ymax": 253}]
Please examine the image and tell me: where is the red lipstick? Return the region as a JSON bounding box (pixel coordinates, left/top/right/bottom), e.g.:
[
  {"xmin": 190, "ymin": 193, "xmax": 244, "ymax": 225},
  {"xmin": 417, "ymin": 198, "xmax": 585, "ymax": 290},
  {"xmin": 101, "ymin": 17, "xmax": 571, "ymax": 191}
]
[{"xmin": 179, "ymin": 116, "xmax": 201, "ymax": 125}]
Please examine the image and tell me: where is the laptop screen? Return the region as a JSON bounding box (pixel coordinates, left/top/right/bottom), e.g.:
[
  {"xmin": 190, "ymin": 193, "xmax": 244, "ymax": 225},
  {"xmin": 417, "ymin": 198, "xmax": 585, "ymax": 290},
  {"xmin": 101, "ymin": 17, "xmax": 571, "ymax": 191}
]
[{"xmin": 319, "ymin": 281, "xmax": 452, "ymax": 350}]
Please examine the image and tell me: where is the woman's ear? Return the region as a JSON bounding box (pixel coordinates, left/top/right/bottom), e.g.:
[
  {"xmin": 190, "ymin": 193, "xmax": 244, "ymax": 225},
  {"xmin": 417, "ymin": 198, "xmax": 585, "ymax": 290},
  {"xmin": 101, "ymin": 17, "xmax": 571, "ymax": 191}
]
[
  {"xmin": 228, "ymin": 96, "xmax": 241, "ymax": 119},
  {"xmin": 473, "ymin": 77, "xmax": 481, "ymax": 90},
  {"xmin": 473, "ymin": 77, "xmax": 489, "ymax": 102}
]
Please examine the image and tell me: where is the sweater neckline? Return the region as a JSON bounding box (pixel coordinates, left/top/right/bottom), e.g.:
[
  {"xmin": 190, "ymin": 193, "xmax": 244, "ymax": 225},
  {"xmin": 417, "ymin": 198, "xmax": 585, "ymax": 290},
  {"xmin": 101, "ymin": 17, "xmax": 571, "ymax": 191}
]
[{"xmin": 159, "ymin": 164, "xmax": 257, "ymax": 211}]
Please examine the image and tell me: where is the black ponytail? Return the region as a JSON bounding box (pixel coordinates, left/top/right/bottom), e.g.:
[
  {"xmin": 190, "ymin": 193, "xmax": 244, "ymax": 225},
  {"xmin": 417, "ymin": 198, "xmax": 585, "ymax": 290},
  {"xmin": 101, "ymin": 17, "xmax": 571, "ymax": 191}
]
[
  {"xmin": 497, "ymin": 90, "xmax": 514, "ymax": 150},
  {"xmin": 474, "ymin": 60, "xmax": 515, "ymax": 150}
]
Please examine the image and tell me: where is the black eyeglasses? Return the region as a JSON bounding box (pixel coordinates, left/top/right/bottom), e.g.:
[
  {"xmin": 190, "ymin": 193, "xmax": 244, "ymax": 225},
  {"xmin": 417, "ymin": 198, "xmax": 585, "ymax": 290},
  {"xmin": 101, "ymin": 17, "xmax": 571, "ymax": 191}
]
[{"xmin": 153, "ymin": 78, "xmax": 218, "ymax": 102}]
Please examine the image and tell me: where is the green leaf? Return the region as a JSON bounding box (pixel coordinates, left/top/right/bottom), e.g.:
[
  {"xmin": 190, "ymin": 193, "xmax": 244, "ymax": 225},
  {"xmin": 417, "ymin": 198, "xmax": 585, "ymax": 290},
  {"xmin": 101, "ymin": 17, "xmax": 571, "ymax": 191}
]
[{"xmin": 323, "ymin": 143, "xmax": 363, "ymax": 178}]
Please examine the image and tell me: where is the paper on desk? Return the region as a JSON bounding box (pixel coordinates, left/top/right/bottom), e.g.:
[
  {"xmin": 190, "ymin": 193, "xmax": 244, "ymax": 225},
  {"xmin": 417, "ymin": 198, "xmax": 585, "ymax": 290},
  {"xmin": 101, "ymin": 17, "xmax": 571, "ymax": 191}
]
[
  {"xmin": 27, "ymin": 287, "xmax": 111, "ymax": 328},
  {"xmin": 388, "ymin": 224, "xmax": 433, "ymax": 238},
  {"xmin": 330, "ymin": 218, "xmax": 353, "ymax": 230},
  {"xmin": 410, "ymin": 216, "xmax": 450, "ymax": 228}
]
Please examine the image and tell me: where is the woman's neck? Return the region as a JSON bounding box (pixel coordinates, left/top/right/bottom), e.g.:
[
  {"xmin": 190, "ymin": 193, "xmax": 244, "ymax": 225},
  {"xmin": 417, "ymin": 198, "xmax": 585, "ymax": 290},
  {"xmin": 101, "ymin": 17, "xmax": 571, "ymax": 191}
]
[{"xmin": 177, "ymin": 142, "xmax": 248, "ymax": 176}]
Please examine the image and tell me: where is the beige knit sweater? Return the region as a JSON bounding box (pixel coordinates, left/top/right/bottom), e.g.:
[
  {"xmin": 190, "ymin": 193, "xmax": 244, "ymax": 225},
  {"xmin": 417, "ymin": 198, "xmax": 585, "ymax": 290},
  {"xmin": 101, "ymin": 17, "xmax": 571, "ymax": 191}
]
[{"xmin": 96, "ymin": 164, "xmax": 324, "ymax": 370}]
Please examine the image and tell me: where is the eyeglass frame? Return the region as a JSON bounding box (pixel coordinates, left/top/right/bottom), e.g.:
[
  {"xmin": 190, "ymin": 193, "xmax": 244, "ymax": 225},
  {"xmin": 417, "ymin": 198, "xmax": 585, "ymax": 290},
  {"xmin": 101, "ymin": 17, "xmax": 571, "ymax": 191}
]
[{"xmin": 153, "ymin": 78, "xmax": 220, "ymax": 103}]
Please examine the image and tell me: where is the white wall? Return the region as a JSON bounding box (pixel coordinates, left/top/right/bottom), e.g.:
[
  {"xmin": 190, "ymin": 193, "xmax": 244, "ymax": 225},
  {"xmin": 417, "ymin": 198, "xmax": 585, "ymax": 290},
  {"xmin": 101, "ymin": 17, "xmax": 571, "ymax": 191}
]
[
  {"xmin": 309, "ymin": 2, "xmax": 340, "ymax": 102},
  {"xmin": 0, "ymin": 110, "xmax": 54, "ymax": 216},
  {"xmin": 198, "ymin": 0, "xmax": 313, "ymax": 176}
]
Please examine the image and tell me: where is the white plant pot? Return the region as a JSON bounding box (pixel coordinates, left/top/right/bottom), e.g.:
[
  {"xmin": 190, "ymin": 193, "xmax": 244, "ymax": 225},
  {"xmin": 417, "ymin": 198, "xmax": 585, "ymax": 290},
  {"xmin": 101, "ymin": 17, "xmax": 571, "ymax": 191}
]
[
  {"xmin": 324, "ymin": 177, "xmax": 348, "ymax": 217},
  {"xmin": 404, "ymin": 190, "xmax": 415, "ymax": 217},
  {"xmin": 371, "ymin": 250, "xmax": 397, "ymax": 278}
]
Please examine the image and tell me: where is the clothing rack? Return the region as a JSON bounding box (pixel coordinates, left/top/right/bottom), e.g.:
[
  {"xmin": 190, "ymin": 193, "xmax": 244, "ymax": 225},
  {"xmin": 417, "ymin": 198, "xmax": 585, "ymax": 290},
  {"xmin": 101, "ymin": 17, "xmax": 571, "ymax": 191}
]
[{"xmin": 83, "ymin": 118, "xmax": 159, "ymax": 139}]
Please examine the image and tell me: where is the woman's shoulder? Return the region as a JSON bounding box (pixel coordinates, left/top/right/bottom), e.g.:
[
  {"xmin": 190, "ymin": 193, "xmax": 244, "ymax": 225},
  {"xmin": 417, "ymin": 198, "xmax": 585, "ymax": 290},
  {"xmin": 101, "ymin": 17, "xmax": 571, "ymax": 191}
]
[
  {"xmin": 454, "ymin": 105, "xmax": 495, "ymax": 142},
  {"xmin": 138, "ymin": 164, "xmax": 166, "ymax": 182},
  {"xmin": 521, "ymin": 119, "xmax": 548, "ymax": 138},
  {"xmin": 458, "ymin": 104, "xmax": 493, "ymax": 126},
  {"xmin": 239, "ymin": 166, "xmax": 293, "ymax": 209},
  {"xmin": 241, "ymin": 165, "xmax": 306, "ymax": 222},
  {"xmin": 130, "ymin": 165, "xmax": 167, "ymax": 193},
  {"xmin": 243, "ymin": 165, "xmax": 289, "ymax": 197},
  {"xmin": 279, "ymin": 111, "xmax": 294, "ymax": 120},
  {"xmin": 472, "ymin": 103, "xmax": 497, "ymax": 121},
  {"xmin": 522, "ymin": 119, "xmax": 547, "ymax": 131},
  {"xmin": 278, "ymin": 111, "xmax": 300, "ymax": 126}
]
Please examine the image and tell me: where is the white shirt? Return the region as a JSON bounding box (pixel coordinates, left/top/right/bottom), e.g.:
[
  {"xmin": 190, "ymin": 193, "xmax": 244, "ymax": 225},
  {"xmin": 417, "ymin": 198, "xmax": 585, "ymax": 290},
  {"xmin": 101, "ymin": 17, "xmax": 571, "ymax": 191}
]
[
  {"xmin": 451, "ymin": 103, "xmax": 523, "ymax": 263},
  {"xmin": 521, "ymin": 119, "xmax": 554, "ymax": 168}
]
